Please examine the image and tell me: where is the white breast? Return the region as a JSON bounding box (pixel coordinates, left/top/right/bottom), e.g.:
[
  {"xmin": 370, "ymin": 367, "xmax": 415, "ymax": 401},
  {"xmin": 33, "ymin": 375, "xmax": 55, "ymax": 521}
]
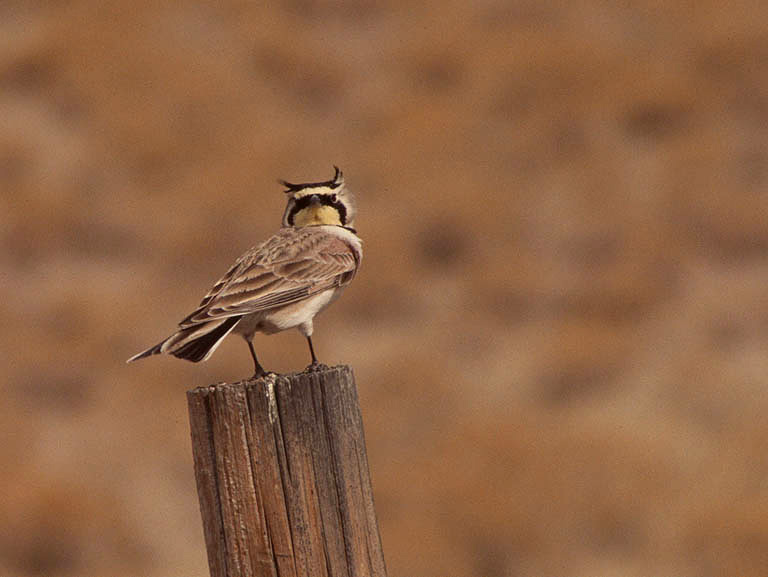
[{"xmin": 262, "ymin": 288, "xmax": 339, "ymax": 335}]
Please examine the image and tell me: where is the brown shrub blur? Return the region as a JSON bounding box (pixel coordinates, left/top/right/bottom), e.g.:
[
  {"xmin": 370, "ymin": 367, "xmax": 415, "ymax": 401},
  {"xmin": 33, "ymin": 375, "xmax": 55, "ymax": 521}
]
[{"xmin": 2, "ymin": 2, "xmax": 768, "ymax": 576}]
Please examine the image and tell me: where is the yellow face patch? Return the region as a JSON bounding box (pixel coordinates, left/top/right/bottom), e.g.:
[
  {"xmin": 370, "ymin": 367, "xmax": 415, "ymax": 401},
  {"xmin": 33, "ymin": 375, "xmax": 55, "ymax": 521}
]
[{"xmin": 292, "ymin": 205, "xmax": 343, "ymax": 227}]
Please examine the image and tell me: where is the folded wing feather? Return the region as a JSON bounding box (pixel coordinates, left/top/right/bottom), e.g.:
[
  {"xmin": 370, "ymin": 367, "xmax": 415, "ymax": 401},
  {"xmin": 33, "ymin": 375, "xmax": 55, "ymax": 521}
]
[{"xmin": 180, "ymin": 229, "xmax": 358, "ymax": 327}]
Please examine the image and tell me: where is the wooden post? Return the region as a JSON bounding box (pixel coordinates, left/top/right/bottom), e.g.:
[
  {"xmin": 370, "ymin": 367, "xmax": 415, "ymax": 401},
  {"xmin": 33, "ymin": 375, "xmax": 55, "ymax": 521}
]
[{"xmin": 187, "ymin": 365, "xmax": 387, "ymax": 577}]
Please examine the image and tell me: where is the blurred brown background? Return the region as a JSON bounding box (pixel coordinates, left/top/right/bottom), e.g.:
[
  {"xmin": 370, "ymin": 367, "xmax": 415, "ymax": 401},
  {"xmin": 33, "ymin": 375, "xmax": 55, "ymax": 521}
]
[{"xmin": 2, "ymin": 1, "xmax": 768, "ymax": 576}]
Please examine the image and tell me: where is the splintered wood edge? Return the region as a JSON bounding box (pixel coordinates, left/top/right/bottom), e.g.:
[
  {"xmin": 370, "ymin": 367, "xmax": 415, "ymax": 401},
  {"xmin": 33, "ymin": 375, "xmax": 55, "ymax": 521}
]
[{"xmin": 186, "ymin": 364, "xmax": 353, "ymax": 397}]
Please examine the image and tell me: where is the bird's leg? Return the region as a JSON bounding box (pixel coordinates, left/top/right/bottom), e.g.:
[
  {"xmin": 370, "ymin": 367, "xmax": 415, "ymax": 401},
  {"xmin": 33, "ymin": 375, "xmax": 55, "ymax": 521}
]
[
  {"xmin": 304, "ymin": 336, "xmax": 327, "ymax": 372},
  {"xmin": 307, "ymin": 336, "xmax": 318, "ymax": 365},
  {"xmin": 248, "ymin": 341, "xmax": 267, "ymax": 378}
]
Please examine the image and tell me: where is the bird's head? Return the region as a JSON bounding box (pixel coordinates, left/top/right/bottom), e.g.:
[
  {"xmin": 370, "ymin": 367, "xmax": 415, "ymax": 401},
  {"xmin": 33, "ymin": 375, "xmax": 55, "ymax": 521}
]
[{"xmin": 280, "ymin": 167, "xmax": 356, "ymax": 229}]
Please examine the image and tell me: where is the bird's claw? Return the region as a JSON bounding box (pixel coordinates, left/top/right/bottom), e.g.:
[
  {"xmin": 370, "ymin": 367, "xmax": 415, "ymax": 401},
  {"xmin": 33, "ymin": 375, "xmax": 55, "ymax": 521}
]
[{"xmin": 303, "ymin": 362, "xmax": 328, "ymax": 373}]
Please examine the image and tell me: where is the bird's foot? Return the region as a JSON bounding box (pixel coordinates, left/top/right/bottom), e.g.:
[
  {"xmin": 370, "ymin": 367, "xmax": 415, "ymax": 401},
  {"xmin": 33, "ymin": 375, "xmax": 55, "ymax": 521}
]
[
  {"xmin": 252, "ymin": 369, "xmax": 277, "ymax": 380},
  {"xmin": 303, "ymin": 361, "xmax": 329, "ymax": 373}
]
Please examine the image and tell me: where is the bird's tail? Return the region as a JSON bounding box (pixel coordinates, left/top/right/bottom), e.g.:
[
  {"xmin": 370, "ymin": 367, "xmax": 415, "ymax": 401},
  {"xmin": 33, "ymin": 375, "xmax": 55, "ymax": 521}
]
[
  {"xmin": 126, "ymin": 341, "xmax": 164, "ymax": 363},
  {"xmin": 126, "ymin": 316, "xmax": 242, "ymax": 364}
]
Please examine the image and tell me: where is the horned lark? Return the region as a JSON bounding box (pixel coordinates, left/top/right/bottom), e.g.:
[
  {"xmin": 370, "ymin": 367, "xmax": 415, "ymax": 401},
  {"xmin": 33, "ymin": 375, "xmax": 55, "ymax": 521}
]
[{"xmin": 127, "ymin": 167, "xmax": 362, "ymax": 377}]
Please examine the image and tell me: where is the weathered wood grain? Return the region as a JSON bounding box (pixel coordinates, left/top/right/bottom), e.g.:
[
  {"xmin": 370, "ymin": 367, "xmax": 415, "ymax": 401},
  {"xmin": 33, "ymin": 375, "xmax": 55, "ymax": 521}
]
[{"xmin": 187, "ymin": 365, "xmax": 387, "ymax": 577}]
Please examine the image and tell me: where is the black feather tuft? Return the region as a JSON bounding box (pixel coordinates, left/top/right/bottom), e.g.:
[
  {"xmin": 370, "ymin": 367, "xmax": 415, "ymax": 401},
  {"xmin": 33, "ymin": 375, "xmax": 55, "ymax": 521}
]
[{"xmin": 279, "ymin": 166, "xmax": 344, "ymax": 194}]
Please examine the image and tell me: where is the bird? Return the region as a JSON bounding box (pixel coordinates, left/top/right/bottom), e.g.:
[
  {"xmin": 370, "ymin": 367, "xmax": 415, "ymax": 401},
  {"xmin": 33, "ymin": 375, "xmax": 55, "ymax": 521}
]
[{"xmin": 127, "ymin": 167, "xmax": 362, "ymax": 377}]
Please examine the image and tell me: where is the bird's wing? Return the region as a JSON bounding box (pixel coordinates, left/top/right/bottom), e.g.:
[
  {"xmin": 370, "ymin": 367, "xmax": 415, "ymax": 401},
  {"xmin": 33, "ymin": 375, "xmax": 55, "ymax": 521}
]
[{"xmin": 179, "ymin": 228, "xmax": 359, "ymax": 326}]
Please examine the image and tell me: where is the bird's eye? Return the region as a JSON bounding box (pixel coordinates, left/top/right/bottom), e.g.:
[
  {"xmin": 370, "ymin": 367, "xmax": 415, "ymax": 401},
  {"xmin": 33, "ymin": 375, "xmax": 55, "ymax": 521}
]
[{"xmin": 330, "ymin": 194, "xmax": 338, "ymax": 202}]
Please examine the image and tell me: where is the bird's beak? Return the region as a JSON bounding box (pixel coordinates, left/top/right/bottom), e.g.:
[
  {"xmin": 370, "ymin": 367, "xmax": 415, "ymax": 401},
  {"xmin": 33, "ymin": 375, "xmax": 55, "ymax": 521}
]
[{"xmin": 309, "ymin": 194, "xmax": 322, "ymax": 206}]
